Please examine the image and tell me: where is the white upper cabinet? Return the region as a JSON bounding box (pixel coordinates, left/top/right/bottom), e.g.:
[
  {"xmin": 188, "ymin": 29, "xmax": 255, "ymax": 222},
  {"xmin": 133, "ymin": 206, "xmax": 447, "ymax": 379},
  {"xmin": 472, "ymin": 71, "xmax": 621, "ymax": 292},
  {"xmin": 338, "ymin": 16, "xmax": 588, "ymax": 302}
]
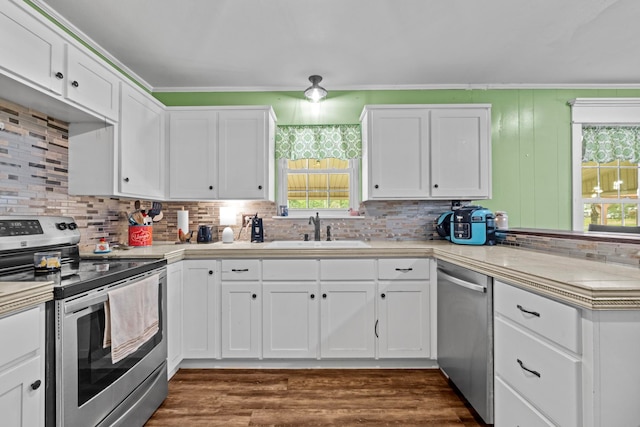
[
  {"xmin": 65, "ymin": 45, "xmax": 120, "ymax": 121},
  {"xmin": 218, "ymin": 109, "xmax": 274, "ymax": 200},
  {"xmin": 119, "ymin": 82, "xmax": 165, "ymax": 198},
  {"xmin": 362, "ymin": 108, "xmax": 431, "ymax": 199},
  {"xmin": 0, "ymin": 1, "xmax": 120, "ymax": 122},
  {"xmin": 361, "ymin": 104, "xmax": 491, "ymax": 200},
  {"xmin": 167, "ymin": 107, "xmax": 276, "ymax": 201},
  {"xmin": 0, "ymin": 1, "xmax": 65, "ymax": 95},
  {"xmin": 430, "ymin": 107, "xmax": 491, "ymax": 199},
  {"xmin": 168, "ymin": 110, "xmax": 218, "ymax": 199},
  {"xmin": 69, "ymin": 82, "xmax": 164, "ymax": 199}
]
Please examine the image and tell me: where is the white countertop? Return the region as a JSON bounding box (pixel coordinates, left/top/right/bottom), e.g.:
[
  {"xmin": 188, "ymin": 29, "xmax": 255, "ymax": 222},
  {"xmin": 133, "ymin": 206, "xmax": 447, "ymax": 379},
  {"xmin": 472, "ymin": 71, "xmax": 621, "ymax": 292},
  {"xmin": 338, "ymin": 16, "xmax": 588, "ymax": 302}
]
[{"xmin": 80, "ymin": 240, "xmax": 640, "ymax": 310}]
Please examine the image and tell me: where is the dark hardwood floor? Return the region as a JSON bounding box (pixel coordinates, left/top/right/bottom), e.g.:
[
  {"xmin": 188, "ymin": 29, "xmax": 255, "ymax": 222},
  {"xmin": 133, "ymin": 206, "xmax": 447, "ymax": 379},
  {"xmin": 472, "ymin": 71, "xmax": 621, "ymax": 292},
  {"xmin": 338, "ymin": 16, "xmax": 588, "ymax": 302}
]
[{"xmin": 146, "ymin": 369, "xmax": 489, "ymax": 426}]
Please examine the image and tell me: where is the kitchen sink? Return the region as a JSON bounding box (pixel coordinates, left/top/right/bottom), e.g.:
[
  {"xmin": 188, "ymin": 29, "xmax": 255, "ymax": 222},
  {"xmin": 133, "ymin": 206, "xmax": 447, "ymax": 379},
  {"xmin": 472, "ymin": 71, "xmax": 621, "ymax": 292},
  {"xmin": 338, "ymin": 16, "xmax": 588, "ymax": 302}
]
[{"xmin": 266, "ymin": 240, "xmax": 370, "ymax": 249}]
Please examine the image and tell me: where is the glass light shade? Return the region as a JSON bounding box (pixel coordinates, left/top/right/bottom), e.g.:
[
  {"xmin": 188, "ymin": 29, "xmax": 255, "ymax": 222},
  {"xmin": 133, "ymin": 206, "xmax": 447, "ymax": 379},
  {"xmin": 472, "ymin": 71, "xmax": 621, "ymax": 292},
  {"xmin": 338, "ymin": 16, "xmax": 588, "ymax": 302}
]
[{"xmin": 304, "ymin": 75, "xmax": 328, "ymax": 102}]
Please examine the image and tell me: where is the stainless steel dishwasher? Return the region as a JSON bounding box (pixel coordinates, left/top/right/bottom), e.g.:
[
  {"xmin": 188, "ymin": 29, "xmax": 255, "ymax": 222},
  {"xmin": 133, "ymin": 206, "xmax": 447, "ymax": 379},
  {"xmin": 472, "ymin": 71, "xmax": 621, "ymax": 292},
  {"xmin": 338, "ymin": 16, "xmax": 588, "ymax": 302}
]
[{"xmin": 437, "ymin": 260, "xmax": 493, "ymax": 424}]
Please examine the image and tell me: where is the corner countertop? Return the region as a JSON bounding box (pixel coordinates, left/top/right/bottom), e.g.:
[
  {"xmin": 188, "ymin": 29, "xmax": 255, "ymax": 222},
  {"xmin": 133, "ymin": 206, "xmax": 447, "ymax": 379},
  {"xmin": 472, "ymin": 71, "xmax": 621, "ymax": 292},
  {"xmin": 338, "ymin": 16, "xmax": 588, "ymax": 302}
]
[
  {"xmin": 0, "ymin": 280, "xmax": 53, "ymax": 317},
  {"xmin": 80, "ymin": 240, "xmax": 640, "ymax": 311}
]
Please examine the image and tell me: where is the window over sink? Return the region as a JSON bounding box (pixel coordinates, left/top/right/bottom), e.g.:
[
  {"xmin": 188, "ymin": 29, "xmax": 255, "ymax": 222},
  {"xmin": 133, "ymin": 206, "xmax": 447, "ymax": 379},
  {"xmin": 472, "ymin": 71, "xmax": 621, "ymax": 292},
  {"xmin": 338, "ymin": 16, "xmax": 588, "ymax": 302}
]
[{"xmin": 276, "ymin": 125, "xmax": 361, "ymax": 217}]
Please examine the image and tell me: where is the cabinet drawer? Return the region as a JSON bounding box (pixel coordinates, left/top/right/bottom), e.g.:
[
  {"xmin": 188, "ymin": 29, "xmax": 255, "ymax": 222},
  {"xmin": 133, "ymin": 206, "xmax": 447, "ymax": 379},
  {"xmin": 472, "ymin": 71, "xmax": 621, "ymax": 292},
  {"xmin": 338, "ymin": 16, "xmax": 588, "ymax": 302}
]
[
  {"xmin": 0, "ymin": 306, "xmax": 40, "ymax": 368},
  {"xmin": 221, "ymin": 259, "xmax": 260, "ymax": 281},
  {"xmin": 494, "ymin": 280, "xmax": 580, "ymax": 353},
  {"xmin": 495, "ymin": 377, "xmax": 554, "ymax": 427},
  {"xmin": 263, "ymin": 259, "xmax": 318, "ymax": 281},
  {"xmin": 495, "ymin": 318, "xmax": 580, "ymax": 427},
  {"xmin": 378, "ymin": 258, "xmax": 429, "ymax": 280},
  {"xmin": 320, "ymin": 259, "xmax": 375, "ymax": 281}
]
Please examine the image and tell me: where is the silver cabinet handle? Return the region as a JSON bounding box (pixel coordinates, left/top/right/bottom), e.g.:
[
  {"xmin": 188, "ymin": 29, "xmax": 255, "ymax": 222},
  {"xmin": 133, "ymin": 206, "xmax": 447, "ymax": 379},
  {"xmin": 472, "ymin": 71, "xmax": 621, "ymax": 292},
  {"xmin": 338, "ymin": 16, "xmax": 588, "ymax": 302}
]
[{"xmin": 438, "ymin": 270, "xmax": 486, "ymax": 293}]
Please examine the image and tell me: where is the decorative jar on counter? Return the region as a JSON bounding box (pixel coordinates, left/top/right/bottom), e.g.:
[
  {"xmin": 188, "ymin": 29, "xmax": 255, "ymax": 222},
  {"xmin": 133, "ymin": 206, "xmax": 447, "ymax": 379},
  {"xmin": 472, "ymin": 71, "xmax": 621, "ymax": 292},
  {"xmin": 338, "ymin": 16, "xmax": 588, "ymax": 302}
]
[{"xmin": 495, "ymin": 211, "xmax": 508, "ymax": 230}]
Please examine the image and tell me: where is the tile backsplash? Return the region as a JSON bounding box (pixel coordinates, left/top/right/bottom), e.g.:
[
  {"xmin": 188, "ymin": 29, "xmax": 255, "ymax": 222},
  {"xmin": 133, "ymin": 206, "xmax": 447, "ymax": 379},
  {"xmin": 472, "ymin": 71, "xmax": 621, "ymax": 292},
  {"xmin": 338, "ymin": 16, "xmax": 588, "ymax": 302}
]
[{"xmin": 0, "ymin": 97, "xmax": 448, "ymax": 245}]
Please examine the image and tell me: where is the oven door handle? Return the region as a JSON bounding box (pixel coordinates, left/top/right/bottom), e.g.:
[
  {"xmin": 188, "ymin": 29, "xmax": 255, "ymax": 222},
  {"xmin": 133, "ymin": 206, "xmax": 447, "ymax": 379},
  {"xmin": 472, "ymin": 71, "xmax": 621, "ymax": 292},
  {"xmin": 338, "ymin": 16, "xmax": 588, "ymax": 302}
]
[{"xmin": 65, "ymin": 293, "xmax": 108, "ymax": 314}]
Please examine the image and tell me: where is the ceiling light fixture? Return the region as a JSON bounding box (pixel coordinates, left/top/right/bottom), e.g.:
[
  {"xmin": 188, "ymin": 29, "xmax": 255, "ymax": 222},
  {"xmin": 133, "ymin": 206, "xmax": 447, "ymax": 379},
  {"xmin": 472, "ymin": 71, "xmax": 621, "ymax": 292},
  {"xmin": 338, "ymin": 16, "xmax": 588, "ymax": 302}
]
[{"xmin": 304, "ymin": 75, "xmax": 328, "ymax": 102}]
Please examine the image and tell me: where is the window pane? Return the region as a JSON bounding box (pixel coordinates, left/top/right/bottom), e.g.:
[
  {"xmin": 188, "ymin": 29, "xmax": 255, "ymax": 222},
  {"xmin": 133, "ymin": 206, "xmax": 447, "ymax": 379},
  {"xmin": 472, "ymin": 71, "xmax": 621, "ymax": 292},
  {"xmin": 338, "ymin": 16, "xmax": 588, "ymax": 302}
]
[
  {"xmin": 284, "ymin": 158, "xmax": 354, "ymax": 211},
  {"xmin": 598, "ymin": 167, "xmax": 619, "ymax": 198},
  {"xmin": 585, "ymin": 203, "xmax": 602, "ymax": 230},
  {"xmin": 288, "ymin": 159, "xmax": 308, "ymax": 170},
  {"xmin": 619, "ymin": 167, "xmax": 638, "ymax": 197},
  {"xmin": 623, "ymin": 204, "xmax": 638, "ymax": 226}
]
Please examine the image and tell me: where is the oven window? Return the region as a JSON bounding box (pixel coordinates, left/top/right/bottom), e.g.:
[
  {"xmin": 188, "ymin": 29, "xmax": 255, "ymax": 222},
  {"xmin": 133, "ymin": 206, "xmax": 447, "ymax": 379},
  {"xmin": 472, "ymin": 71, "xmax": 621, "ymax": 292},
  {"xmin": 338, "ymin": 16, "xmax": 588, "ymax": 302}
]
[{"xmin": 76, "ymin": 301, "xmax": 161, "ymax": 406}]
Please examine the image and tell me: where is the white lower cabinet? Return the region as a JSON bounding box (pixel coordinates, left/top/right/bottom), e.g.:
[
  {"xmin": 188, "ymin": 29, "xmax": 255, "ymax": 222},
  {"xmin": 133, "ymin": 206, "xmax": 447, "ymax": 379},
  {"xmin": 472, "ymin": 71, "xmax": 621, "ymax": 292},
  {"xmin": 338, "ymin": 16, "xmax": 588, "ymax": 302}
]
[
  {"xmin": 377, "ymin": 282, "xmax": 430, "ymax": 358},
  {"xmin": 494, "ymin": 279, "xmax": 581, "ymax": 427},
  {"xmin": 377, "ymin": 258, "xmax": 431, "ymax": 358},
  {"xmin": 320, "ymin": 282, "xmax": 376, "ymax": 358},
  {"xmin": 179, "ymin": 257, "xmax": 432, "ymax": 363},
  {"xmin": 166, "ymin": 261, "xmax": 183, "ymax": 378},
  {"xmin": 220, "ymin": 259, "xmax": 261, "ymax": 358},
  {"xmin": 495, "ymin": 377, "xmax": 554, "ymax": 427},
  {"xmin": 262, "ymin": 282, "xmax": 319, "ymax": 358},
  {"xmin": 182, "ymin": 260, "xmax": 219, "ymax": 359},
  {"xmin": 0, "ymin": 305, "xmax": 45, "ymax": 427},
  {"xmin": 220, "ymin": 282, "xmax": 262, "ymax": 358},
  {"xmin": 320, "ymin": 259, "xmax": 376, "ymax": 358}
]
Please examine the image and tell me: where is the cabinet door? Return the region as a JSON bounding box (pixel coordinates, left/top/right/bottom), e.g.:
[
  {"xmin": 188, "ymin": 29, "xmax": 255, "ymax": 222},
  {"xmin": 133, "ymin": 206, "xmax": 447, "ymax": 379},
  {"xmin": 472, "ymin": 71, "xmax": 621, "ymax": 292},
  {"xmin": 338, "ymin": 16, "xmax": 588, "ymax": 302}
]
[
  {"xmin": 263, "ymin": 283, "xmax": 319, "ymax": 358},
  {"xmin": 119, "ymin": 83, "xmax": 165, "ymax": 198},
  {"xmin": 320, "ymin": 282, "xmax": 375, "ymax": 358},
  {"xmin": 430, "ymin": 107, "xmax": 491, "ymax": 199},
  {"xmin": 168, "ymin": 110, "xmax": 218, "ymax": 199},
  {"xmin": 0, "ymin": 1, "xmax": 65, "ymax": 95},
  {"xmin": 217, "ymin": 109, "xmax": 268, "ymax": 199},
  {"xmin": 65, "ymin": 44, "xmax": 120, "ymax": 120},
  {"xmin": 0, "ymin": 357, "xmax": 43, "ymax": 427},
  {"xmin": 367, "ymin": 108, "xmax": 430, "ymax": 199},
  {"xmin": 221, "ymin": 282, "xmax": 261, "ymax": 358},
  {"xmin": 377, "ymin": 281, "xmax": 430, "ymax": 358},
  {"xmin": 182, "ymin": 260, "xmax": 218, "ymax": 358},
  {"xmin": 166, "ymin": 262, "xmax": 183, "ymax": 378}
]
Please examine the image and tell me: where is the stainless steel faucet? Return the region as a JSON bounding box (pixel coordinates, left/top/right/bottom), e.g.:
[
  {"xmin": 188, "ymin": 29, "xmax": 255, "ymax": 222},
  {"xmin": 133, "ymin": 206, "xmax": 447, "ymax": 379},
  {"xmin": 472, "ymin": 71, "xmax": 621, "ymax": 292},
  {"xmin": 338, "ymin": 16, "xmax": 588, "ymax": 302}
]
[{"xmin": 309, "ymin": 212, "xmax": 321, "ymax": 241}]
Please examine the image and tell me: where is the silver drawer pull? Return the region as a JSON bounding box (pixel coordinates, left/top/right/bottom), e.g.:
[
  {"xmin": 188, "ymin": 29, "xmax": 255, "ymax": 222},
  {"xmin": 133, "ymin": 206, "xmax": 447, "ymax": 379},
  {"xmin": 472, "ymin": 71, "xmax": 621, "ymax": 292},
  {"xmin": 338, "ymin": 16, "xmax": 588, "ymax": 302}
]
[
  {"xmin": 517, "ymin": 304, "xmax": 540, "ymax": 317},
  {"xmin": 517, "ymin": 358, "xmax": 541, "ymax": 378},
  {"xmin": 395, "ymin": 268, "xmax": 413, "ymax": 272},
  {"xmin": 231, "ymin": 268, "xmax": 249, "ymax": 272}
]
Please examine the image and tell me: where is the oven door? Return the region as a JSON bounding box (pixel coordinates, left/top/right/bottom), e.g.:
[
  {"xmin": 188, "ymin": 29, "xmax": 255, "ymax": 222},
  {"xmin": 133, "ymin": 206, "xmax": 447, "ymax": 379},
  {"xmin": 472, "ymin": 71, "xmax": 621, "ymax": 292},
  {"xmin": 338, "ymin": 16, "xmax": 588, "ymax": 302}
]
[{"xmin": 56, "ymin": 268, "xmax": 167, "ymax": 427}]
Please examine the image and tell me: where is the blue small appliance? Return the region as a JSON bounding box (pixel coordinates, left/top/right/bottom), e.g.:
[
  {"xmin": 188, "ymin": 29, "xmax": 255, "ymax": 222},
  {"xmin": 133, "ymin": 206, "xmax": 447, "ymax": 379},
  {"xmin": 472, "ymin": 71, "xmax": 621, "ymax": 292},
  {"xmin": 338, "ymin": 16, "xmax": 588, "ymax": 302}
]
[{"xmin": 451, "ymin": 206, "xmax": 496, "ymax": 245}]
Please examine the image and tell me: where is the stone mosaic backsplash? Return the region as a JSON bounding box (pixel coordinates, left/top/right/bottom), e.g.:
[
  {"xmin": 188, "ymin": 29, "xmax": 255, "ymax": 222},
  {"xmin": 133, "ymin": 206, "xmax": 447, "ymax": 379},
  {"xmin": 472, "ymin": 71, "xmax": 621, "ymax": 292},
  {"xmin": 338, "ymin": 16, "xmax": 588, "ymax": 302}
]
[{"xmin": 497, "ymin": 231, "xmax": 640, "ymax": 268}]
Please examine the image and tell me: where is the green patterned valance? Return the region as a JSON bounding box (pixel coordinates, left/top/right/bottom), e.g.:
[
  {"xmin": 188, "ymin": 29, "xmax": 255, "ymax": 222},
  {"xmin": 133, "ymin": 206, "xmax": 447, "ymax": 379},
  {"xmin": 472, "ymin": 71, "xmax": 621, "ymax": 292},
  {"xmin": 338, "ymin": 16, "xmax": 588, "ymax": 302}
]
[
  {"xmin": 583, "ymin": 126, "xmax": 640, "ymax": 163},
  {"xmin": 275, "ymin": 124, "xmax": 362, "ymax": 160}
]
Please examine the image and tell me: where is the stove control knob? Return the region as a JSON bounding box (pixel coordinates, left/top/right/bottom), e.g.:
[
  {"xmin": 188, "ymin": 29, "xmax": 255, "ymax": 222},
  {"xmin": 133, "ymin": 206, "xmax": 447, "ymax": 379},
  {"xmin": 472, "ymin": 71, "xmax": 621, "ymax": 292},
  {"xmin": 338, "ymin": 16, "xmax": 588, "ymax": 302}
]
[
  {"xmin": 67, "ymin": 222, "xmax": 78, "ymax": 230},
  {"xmin": 56, "ymin": 222, "xmax": 67, "ymax": 230}
]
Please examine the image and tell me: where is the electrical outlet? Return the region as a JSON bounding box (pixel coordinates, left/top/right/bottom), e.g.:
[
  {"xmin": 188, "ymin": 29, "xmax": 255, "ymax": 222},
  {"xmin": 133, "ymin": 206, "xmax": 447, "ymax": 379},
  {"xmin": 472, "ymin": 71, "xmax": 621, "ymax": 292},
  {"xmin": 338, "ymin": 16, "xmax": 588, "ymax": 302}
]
[{"xmin": 242, "ymin": 214, "xmax": 253, "ymax": 227}]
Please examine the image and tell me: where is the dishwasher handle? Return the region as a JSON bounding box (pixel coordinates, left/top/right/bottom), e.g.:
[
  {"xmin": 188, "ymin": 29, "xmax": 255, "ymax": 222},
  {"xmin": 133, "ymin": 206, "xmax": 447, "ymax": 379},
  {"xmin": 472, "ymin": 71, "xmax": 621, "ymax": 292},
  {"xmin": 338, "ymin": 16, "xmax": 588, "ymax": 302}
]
[{"xmin": 438, "ymin": 270, "xmax": 487, "ymax": 293}]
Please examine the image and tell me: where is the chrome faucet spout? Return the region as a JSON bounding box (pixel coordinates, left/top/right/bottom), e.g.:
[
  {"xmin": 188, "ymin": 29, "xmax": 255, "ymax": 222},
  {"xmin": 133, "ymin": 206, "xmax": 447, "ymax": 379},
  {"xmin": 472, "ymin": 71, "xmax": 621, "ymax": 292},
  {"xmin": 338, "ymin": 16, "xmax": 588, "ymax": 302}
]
[{"xmin": 309, "ymin": 212, "xmax": 321, "ymax": 241}]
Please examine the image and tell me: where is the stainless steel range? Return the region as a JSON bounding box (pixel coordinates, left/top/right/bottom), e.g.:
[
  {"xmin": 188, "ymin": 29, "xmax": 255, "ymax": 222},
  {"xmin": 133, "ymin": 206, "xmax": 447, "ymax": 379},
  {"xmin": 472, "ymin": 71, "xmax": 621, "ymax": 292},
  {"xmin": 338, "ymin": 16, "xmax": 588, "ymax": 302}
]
[{"xmin": 0, "ymin": 216, "xmax": 167, "ymax": 427}]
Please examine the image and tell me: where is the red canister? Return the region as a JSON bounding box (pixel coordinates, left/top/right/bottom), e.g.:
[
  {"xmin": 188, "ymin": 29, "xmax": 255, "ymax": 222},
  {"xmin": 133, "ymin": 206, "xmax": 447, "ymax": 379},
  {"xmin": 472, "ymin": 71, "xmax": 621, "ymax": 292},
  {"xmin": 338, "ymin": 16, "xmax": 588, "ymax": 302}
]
[{"xmin": 128, "ymin": 225, "xmax": 153, "ymax": 246}]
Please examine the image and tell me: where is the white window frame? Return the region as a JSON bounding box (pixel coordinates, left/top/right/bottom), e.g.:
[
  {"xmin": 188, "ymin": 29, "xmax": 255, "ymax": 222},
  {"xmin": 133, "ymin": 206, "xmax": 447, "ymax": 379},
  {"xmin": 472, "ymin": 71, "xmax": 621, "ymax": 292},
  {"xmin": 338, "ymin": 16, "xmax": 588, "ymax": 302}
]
[
  {"xmin": 570, "ymin": 98, "xmax": 640, "ymax": 230},
  {"xmin": 277, "ymin": 158, "xmax": 361, "ymax": 218}
]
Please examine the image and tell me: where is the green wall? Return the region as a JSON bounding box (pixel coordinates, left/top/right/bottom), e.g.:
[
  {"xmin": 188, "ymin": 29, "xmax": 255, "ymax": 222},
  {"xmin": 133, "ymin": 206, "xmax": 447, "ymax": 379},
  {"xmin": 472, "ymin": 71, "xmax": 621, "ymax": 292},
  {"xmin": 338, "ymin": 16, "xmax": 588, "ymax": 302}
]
[{"xmin": 154, "ymin": 88, "xmax": 640, "ymax": 230}]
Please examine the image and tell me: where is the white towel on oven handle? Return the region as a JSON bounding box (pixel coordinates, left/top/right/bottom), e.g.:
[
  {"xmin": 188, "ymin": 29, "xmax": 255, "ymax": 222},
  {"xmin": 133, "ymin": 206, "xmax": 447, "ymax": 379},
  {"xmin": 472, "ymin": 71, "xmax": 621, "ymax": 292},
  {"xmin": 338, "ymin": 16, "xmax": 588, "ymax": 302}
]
[{"xmin": 103, "ymin": 273, "xmax": 159, "ymax": 363}]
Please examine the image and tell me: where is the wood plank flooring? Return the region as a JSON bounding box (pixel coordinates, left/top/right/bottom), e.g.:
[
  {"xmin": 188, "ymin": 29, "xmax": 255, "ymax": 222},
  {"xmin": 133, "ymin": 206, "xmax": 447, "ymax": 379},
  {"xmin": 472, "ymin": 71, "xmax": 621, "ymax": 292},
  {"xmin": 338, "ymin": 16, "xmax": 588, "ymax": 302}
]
[{"xmin": 146, "ymin": 369, "xmax": 489, "ymax": 426}]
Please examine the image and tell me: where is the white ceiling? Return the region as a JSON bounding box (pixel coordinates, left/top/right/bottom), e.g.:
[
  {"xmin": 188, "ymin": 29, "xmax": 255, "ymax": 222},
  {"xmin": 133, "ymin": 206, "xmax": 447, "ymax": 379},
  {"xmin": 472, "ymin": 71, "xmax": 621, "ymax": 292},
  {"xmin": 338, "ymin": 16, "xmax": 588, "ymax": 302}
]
[{"xmin": 35, "ymin": 0, "xmax": 640, "ymax": 92}]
